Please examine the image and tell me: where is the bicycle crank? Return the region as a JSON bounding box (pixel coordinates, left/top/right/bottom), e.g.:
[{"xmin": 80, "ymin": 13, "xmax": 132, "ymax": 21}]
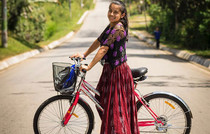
[{"xmin": 155, "ymin": 115, "xmax": 170, "ymax": 132}]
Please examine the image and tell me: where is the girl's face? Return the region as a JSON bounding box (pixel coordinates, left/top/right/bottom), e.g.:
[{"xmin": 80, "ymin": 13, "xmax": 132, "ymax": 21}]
[{"xmin": 108, "ymin": 3, "xmax": 125, "ymax": 24}]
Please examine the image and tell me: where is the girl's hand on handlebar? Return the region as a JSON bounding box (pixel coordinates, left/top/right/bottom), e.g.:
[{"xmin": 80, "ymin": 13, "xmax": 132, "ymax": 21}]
[
  {"xmin": 70, "ymin": 53, "xmax": 85, "ymax": 60},
  {"xmin": 80, "ymin": 64, "xmax": 91, "ymax": 72}
]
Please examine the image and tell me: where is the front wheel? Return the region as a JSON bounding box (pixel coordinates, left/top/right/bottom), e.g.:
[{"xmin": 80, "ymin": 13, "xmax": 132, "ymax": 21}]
[
  {"xmin": 33, "ymin": 95, "xmax": 94, "ymax": 134},
  {"xmin": 136, "ymin": 92, "xmax": 192, "ymax": 134}
]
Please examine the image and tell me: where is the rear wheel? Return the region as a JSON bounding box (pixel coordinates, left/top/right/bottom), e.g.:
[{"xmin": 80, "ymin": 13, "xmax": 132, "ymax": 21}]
[
  {"xmin": 137, "ymin": 93, "xmax": 192, "ymax": 134},
  {"xmin": 33, "ymin": 95, "xmax": 94, "ymax": 134}
]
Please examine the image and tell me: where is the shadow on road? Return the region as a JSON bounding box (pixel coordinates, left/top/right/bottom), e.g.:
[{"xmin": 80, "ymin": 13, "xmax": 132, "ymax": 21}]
[
  {"xmin": 127, "ymin": 53, "xmax": 186, "ymax": 63},
  {"xmin": 141, "ymin": 75, "xmax": 210, "ymax": 88}
]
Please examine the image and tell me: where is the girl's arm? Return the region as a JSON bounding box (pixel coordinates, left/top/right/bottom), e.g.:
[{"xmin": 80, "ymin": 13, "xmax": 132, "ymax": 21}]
[
  {"xmin": 81, "ymin": 46, "xmax": 109, "ymax": 71},
  {"xmin": 82, "ymin": 23, "xmax": 125, "ymax": 71},
  {"xmin": 83, "ymin": 39, "xmax": 100, "ymax": 57}
]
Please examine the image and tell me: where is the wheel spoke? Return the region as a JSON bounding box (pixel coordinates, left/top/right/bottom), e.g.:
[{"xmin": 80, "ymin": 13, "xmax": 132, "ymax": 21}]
[
  {"xmin": 34, "ymin": 95, "xmax": 93, "ymax": 134},
  {"xmin": 137, "ymin": 94, "xmax": 191, "ymax": 134}
]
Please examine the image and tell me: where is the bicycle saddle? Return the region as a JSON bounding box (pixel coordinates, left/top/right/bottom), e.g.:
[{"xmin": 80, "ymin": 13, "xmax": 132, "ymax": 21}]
[{"xmin": 131, "ymin": 67, "xmax": 148, "ymax": 79}]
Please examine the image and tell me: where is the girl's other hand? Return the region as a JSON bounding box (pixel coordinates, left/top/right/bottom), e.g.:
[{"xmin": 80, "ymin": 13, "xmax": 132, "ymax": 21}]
[{"xmin": 80, "ymin": 64, "xmax": 91, "ymax": 72}]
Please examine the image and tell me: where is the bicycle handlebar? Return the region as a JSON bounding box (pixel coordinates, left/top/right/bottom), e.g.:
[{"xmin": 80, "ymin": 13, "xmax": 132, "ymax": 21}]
[
  {"xmin": 71, "ymin": 57, "xmax": 87, "ymax": 73},
  {"xmin": 71, "ymin": 57, "xmax": 86, "ymax": 62}
]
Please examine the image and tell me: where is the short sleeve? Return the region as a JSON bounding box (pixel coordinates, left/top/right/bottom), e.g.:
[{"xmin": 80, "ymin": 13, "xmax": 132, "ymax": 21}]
[
  {"xmin": 97, "ymin": 25, "xmax": 110, "ymax": 44},
  {"xmin": 101, "ymin": 24, "xmax": 126, "ymax": 47}
]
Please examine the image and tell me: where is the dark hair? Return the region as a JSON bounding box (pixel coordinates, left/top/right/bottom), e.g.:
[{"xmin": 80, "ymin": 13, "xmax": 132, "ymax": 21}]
[{"xmin": 110, "ymin": 0, "xmax": 129, "ymax": 41}]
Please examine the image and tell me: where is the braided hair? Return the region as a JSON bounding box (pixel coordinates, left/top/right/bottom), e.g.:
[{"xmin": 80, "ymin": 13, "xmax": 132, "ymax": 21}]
[{"xmin": 110, "ymin": 0, "xmax": 129, "ymax": 41}]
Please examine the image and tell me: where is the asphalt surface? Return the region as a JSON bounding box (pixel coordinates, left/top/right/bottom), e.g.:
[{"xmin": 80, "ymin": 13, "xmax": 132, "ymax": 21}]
[{"xmin": 0, "ymin": 0, "xmax": 210, "ymax": 134}]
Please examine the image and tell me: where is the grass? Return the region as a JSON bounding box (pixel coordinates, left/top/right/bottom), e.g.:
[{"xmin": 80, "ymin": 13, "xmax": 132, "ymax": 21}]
[
  {"xmin": 161, "ymin": 40, "xmax": 210, "ymax": 58},
  {"xmin": 129, "ymin": 14, "xmax": 152, "ymax": 31},
  {"xmin": 0, "ymin": 34, "xmax": 40, "ymax": 60},
  {"xmin": 129, "ymin": 14, "xmax": 210, "ymax": 58},
  {"xmin": 193, "ymin": 50, "xmax": 210, "ymax": 58},
  {"xmin": 0, "ymin": 1, "xmax": 94, "ymax": 61},
  {"xmin": 36, "ymin": 1, "xmax": 88, "ymax": 47}
]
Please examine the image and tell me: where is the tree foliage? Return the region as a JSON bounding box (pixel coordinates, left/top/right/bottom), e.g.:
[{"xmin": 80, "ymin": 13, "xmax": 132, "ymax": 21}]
[
  {"xmin": 7, "ymin": 0, "xmax": 30, "ymax": 31},
  {"xmin": 147, "ymin": 0, "xmax": 210, "ymax": 50},
  {"xmin": 15, "ymin": 4, "xmax": 46, "ymax": 43},
  {"xmin": 6, "ymin": 0, "xmax": 94, "ymax": 44},
  {"xmin": 7, "ymin": 0, "xmax": 46, "ymax": 43},
  {"xmin": 0, "ymin": 1, "xmax": 2, "ymax": 31}
]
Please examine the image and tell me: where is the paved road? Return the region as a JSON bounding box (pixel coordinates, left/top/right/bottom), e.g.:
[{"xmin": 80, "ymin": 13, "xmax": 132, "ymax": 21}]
[{"xmin": 0, "ymin": 0, "xmax": 210, "ymax": 134}]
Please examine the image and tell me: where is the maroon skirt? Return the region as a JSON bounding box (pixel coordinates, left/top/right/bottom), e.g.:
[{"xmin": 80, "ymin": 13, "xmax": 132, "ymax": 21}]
[{"xmin": 96, "ymin": 62, "xmax": 139, "ymax": 134}]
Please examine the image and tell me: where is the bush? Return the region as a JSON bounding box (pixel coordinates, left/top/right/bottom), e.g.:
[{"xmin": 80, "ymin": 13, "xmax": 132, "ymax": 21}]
[
  {"xmin": 0, "ymin": 1, "xmax": 2, "ymax": 31},
  {"xmin": 15, "ymin": 4, "xmax": 46, "ymax": 43},
  {"xmin": 182, "ymin": 10, "xmax": 210, "ymax": 50},
  {"xmin": 7, "ymin": 0, "xmax": 94, "ymax": 44},
  {"xmin": 148, "ymin": 4, "xmax": 176, "ymax": 41},
  {"xmin": 40, "ymin": 0, "xmax": 94, "ymax": 40},
  {"xmin": 44, "ymin": 21, "xmax": 57, "ymax": 40},
  {"xmin": 129, "ymin": 1, "xmax": 140, "ymax": 15},
  {"xmin": 8, "ymin": 0, "xmax": 29, "ymax": 31},
  {"xmin": 83, "ymin": 0, "xmax": 95, "ymax": 9}
]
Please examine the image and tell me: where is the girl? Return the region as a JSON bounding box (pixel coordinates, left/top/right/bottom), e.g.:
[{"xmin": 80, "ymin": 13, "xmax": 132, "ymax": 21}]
[{"xmin": 71, "ymin": 0, "xmax": 139, "ymax": 133}]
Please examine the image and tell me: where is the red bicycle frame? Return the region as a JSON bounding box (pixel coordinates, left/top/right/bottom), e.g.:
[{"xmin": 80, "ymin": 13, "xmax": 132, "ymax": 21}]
[{"xmin": 62, "ymin": 77, "xmax": 163, "ymax": 127}]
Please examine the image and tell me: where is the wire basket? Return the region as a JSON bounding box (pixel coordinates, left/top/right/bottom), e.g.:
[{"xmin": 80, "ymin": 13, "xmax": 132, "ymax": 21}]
[{"xmin": 52, "ymin": 62, "xmax": 76, "ymax": 93}]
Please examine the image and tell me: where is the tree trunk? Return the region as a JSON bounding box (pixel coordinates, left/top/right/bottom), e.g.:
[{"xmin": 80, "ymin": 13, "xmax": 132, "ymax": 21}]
[
  {"xmin": 144, "ymin": 0, "xmax": 148, "ymax": 30},
  {"xmin": 69, "ymin": 0, "xmax": 71, "ymax": 17},
  {"xmin": 174, "ymin": 0, "xmax": 178, "ymax": 32},
  {"xmin": 2, "ymin": 0, "xmax": 8, "ymax": 48}
]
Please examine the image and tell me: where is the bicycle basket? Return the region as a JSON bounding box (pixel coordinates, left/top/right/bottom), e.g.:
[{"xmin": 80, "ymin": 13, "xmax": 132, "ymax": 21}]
[{"xmin": 52, "ymin": 62, "xmax": 76, "ymax": 92}]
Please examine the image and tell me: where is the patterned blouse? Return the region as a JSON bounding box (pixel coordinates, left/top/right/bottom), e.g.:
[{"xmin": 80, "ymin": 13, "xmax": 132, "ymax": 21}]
[{"xmin": 97, "ymin": 23, "xmax": 127, "ymax": 69}]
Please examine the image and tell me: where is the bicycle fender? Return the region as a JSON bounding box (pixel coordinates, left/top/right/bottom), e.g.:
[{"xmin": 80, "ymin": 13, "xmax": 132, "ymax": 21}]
[{"xmin": 142, "ymin": 91, "xmax": 193, "ymax": 118}]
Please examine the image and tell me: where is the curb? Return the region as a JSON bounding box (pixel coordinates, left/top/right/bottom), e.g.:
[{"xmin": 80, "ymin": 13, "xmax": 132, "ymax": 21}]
[
  {"xmin": 131, "ymin": 31, "xmax": 210, "ymax": 70},
  {"xmin": 0, "ymin": 32, "xmax": 74, "ymax": 71},
  {"xmin": 0, "ymin": 11, "xmax": 89, "ymax": 71},
  {"xmin": 77, "ymin": 11, "xmax": 89, "ymax": 25}
]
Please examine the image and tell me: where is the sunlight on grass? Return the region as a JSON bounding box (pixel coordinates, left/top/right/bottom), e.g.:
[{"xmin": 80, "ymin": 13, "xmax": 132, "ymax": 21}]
[
  {"xmin": 0, "ymin": 1, "xmax": 95, "ymax": 61},
  {"xmin": 129, "ymin": 14, "xmax": 151, "ymax": 31},
  {"xmin": 0, "ymin": 36, "xmax": 38, "ymax": 60}
]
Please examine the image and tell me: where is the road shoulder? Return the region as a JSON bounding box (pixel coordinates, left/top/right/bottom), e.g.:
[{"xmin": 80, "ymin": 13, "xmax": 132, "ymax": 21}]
[
  {"xmin": 131, "ymin": 30, "xmax": 210, "ymax": 71},
  {"xmin": 0, "ymin": 11, "xmax": 90, "ymax": 71}
]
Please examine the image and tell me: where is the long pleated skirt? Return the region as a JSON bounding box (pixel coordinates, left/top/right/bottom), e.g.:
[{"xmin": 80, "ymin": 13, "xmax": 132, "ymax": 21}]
[{"xmin": 96, "ymin": 62, "xmax": 139, "ymax": 134}]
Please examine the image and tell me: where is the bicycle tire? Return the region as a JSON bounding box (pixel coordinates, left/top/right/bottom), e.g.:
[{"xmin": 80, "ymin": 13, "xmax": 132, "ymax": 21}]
[
  {"xmin": 33, "ymin": 95, "xmax": 94, "ymax": 134},
  {"xmin": 136, "ymin": 92, "xmax": 192, "ymax": 134}
]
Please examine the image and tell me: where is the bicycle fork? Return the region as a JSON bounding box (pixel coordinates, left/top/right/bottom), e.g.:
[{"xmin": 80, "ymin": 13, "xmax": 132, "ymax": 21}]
[{"xmin": 62, "ymin": 91, "xmax": 80, "ymax": 126}]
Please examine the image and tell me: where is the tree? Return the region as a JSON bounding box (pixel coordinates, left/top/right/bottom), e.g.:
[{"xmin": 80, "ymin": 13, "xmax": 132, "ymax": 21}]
[
  {"xmin": 68, "ymin": 0, "xmax": 72, "ymax": 17},
  {"xmin": 148, "ymin": 0, "xmax": 210, "ymax": 50},
  {"xmin": 1, "ymin": 0, "xmax": 7, "ymax": 48},
  {"xmin": 7, "ymin": 0, "xmax": 29, "ymax": 31}
]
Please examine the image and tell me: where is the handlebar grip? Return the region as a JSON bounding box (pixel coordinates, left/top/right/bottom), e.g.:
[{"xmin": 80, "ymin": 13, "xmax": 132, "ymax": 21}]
[
  {"xmin": 82, "ymin": 69, "xmax": 87, "ymax": 73},
  {"xmin": 82, "ymin": 64, "xmax": 88, "ymax": 73},
  {"xmin": 70, "ymin": 57, "xmax": 86, "ymax": 61}
]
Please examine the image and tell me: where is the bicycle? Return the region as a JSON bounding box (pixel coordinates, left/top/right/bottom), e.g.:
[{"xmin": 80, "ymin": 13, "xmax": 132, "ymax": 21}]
[{"xmin": 33, "ymin": 57, "xmax": 193, "ymax": 134}]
